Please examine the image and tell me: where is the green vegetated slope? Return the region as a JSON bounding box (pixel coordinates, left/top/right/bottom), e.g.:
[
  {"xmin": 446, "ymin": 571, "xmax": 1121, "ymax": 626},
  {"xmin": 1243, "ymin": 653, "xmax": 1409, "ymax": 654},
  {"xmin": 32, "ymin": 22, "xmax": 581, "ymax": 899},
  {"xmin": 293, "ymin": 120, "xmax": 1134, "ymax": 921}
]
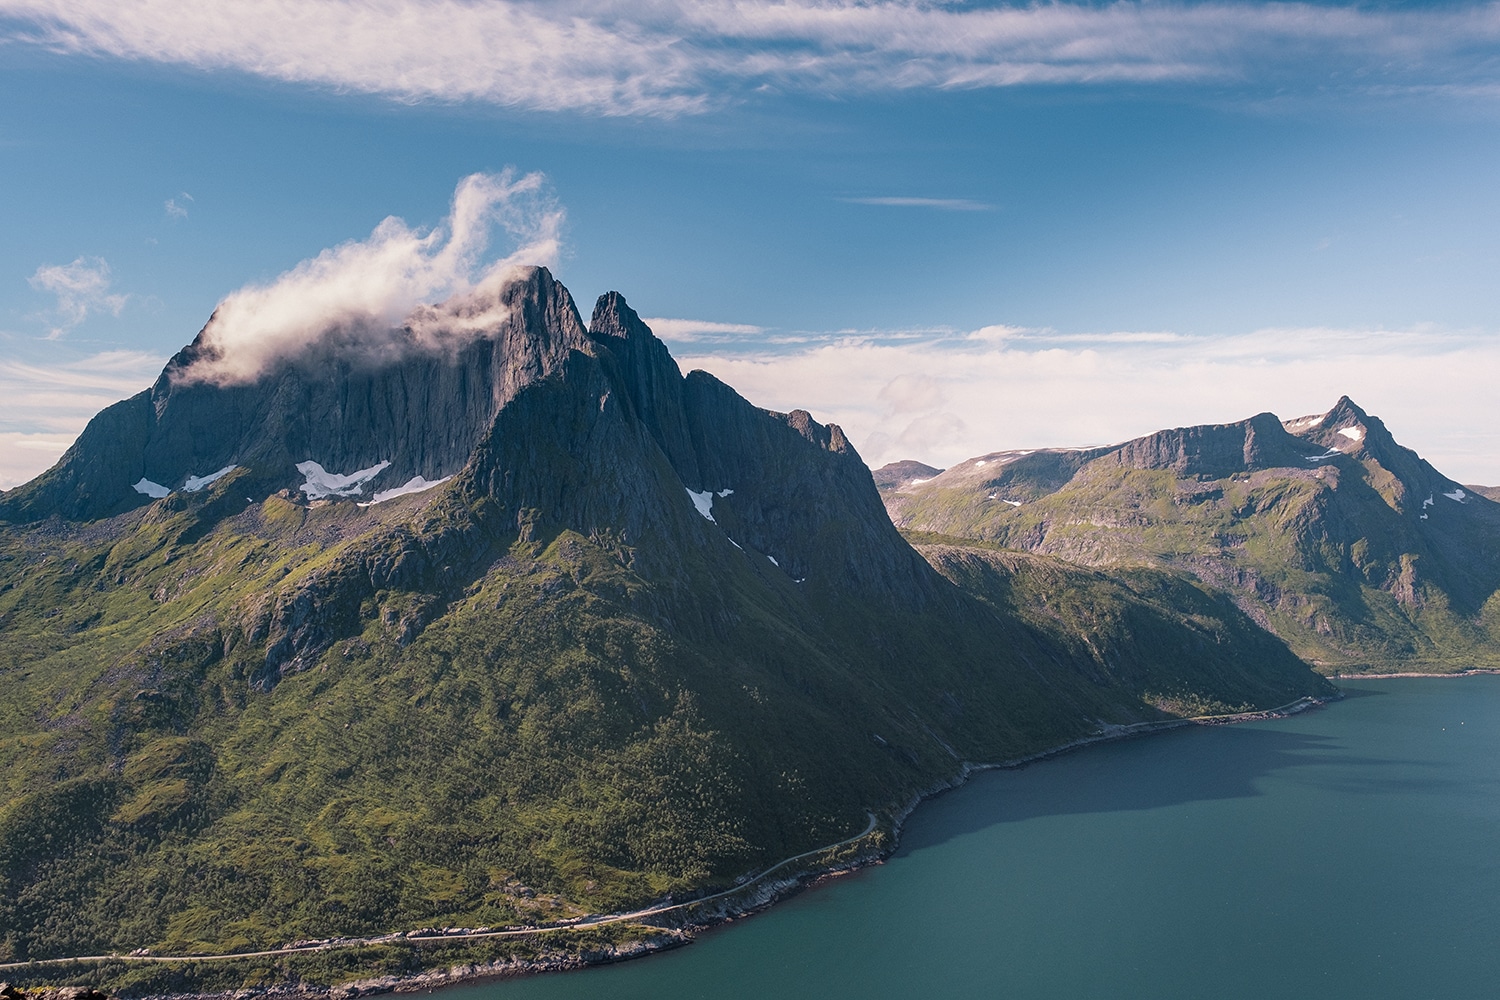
[
  {"xmin": 910, "ymin": 536, "xmax": 1327, "ymax": 717},
  {"xmin": 0, "ymin": 272, "xmax": 1330, "ymax": 978},
  {"xmin": 884, "ymin": 400, "xmax": 1500, "ymax": 674}
]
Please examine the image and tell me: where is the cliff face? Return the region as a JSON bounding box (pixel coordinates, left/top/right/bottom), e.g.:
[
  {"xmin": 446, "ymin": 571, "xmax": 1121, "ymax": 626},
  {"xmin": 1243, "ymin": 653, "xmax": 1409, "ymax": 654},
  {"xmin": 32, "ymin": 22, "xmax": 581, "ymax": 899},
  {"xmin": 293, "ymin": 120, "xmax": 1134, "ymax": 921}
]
[
  {"xmin": 1, "ymin": 270, "xmax": 589, "ymax": 522},
  {"xmin": 1105, "ymin": 411, "xmax": 1315, "ymax": 479},
  {"xmin": 882, "ymin": 396, "xmax": 1500, "ymax": 672}
]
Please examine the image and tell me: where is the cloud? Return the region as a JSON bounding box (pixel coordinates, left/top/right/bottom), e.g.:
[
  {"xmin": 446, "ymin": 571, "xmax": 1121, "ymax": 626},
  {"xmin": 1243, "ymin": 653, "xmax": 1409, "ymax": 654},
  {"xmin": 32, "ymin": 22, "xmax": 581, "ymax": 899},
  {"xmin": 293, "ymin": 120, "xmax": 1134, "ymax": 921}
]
[
  {"xmin": 676, "ymin": 323, "xmax": 1500, "ymax": 485},
  {"xmin": 4, "ymin": 1, "xmax": 1500, "ymax": 116},
  {"xmin": 641, "ymin": 317, "xmax": 767, "ymax": 343},
  {"xmin": 0, "ymin": 349, "xmax": 165, "ymax": 488},
  {"xmin": 27, "ymin": 256, "xmax": 128, "ymax": 338},
  {"xmin": 181, "ymin": 170, "xmax": 563, "ymax": 385},
  {"xmin": 840, "ymin": 197, "xmax": 994, "ymax": 211},
  {"xmin": 165, "ymin": 192, "xmax": 192, "ymax": 219}
]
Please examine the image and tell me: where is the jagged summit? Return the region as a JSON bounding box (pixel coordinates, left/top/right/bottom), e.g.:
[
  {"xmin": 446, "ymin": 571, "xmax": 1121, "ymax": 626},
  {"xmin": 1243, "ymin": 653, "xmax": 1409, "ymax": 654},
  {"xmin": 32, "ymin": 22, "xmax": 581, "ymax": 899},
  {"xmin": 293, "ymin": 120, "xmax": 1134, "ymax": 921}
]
[{"xmin": 0, "ymin": 268, "xmax": 933, "ymax": 607}]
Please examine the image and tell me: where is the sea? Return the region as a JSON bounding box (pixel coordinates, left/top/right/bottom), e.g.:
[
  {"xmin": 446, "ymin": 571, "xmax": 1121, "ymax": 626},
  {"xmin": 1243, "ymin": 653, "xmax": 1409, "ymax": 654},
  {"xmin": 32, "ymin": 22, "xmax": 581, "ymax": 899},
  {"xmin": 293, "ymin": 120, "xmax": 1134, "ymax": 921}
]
[{"xmin": 450, "ymin": 676, "xmax": 1500, "ymax": 1000}]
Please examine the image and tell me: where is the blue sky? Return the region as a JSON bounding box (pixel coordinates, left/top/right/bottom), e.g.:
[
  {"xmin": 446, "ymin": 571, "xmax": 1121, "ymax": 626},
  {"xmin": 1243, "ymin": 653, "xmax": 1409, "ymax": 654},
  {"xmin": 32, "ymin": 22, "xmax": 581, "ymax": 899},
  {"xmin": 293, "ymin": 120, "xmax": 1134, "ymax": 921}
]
[{"xmin": 3, "ymin": 0, "xmax": 1500, "ymax": 486}]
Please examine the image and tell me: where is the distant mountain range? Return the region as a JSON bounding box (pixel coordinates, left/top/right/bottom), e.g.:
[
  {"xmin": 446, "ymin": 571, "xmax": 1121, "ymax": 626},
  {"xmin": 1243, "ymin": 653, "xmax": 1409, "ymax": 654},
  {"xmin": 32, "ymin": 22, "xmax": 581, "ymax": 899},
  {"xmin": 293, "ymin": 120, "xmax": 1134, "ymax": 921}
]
[
  {"xmin": 881, "ymin": 397, "xmax": 1500, "ymax": 673},
  {"xmin": 0, "ymin": 269, "xmax": 1329, "ymax": 987}
]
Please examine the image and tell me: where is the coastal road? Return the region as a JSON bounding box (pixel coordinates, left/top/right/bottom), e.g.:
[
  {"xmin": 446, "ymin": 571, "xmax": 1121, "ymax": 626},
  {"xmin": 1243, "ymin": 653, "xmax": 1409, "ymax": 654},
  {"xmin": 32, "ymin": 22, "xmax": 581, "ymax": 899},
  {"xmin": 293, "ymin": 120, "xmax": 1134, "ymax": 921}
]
[{"xmin": 0, "ymin": 812, "xmax": 880, "ymax": 971}]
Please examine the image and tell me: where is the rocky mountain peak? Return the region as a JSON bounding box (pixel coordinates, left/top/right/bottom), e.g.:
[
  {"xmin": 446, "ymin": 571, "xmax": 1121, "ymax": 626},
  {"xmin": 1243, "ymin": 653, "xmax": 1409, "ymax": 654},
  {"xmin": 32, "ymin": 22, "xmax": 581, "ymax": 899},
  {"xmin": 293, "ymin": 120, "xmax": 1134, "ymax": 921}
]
[
  {"xmin": 0, "ymin": 267, "xmax": 590, "ymax": 523},
  {"xmin": 1106, "ymin": 410, "xmax": 1309, "ymax": 478},
  {"xmin": 586, "ymin": 291, "xmax": 700, "ymax": 486}
]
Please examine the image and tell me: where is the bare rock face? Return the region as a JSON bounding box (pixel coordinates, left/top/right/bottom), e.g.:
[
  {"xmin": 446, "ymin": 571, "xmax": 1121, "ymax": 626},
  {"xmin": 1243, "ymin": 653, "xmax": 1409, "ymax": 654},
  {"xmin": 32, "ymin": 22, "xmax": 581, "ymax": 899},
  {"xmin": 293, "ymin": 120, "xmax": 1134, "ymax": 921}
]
[
  {"xmin": 0, "ymin": 268, "xmax": 589, "ymax": 522},
  {"xmin": 581, "ymin": 290, "xmax": 944, "ymax": 604},
  {"xmin": 1104, "ymin": 411, "xmax": 1313, "ymax": 479}
]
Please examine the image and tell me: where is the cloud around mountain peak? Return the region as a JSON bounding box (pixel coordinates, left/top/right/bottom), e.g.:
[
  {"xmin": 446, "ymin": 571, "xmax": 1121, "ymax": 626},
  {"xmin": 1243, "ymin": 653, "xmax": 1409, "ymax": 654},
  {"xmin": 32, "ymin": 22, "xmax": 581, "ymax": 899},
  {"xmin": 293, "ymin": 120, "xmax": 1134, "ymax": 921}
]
[{"xmin": 178, "ymin": 171, "xmax": 563, "ymax": 385}]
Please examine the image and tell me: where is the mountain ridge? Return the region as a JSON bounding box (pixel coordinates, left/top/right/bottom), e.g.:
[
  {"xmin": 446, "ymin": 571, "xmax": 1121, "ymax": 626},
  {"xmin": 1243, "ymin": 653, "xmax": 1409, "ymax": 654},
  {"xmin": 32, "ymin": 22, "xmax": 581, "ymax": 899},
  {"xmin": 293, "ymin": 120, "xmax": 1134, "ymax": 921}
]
[{"xmin": 881, "ymin": 396, "xmax": 1500, "ymax": 672}]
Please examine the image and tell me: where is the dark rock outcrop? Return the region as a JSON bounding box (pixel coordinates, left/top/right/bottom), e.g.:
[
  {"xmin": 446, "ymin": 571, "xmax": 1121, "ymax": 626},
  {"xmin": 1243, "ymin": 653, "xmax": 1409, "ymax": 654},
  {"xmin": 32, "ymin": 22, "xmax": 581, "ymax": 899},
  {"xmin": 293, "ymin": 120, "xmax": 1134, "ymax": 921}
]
[{"xmin": 1105, "ymin": 411, "xmax": 1313, "ymax": 479}]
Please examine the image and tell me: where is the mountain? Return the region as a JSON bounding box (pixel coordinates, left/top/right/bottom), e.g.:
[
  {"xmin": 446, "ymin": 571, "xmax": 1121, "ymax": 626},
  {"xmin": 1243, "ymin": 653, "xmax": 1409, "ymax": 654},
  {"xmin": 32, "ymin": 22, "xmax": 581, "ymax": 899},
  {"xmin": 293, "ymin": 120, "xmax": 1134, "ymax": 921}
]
[
  {"xmin": 870, "ymin": 460, "xmax": 943, "ymax": 492},
  {"xmin": 882, "ymin": 398, "xmax": 1500, "ymax": 673},
  {"xmin": 0, "ymin": 269, "xmax": 1329, "ymax": 989}
]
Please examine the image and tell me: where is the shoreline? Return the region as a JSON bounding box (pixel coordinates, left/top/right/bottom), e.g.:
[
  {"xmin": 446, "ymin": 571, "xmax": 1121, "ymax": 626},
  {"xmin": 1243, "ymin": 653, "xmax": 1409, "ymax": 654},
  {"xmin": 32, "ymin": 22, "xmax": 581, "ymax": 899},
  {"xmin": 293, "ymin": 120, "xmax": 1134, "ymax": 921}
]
[
  {"xmin": 883, "ymin": 693, "xmax": 1334, "ymax": 845},
  {"xmin": 1329, "ymin": 668, "xmax": 1500, "ymax": 680},
  {"xmin": 9, "ymin": 693, "xmax": 1338, "ymax": 1000}
]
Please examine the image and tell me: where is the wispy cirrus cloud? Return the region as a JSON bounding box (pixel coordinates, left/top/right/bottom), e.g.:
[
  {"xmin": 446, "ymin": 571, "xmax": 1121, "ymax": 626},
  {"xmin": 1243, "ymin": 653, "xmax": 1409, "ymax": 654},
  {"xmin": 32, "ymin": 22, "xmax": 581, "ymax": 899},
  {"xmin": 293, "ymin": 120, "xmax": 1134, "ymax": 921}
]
[
  {"xmin": 3, "ymin": 1, "xmax": 1500, "ymax": 117},
  {"xmin": 165, "ymin": 192, "xmax": 192, "ymax": 219},
  {"xmin": 27, "ymin": 255, "xmax": 128, "ymax": 338}
]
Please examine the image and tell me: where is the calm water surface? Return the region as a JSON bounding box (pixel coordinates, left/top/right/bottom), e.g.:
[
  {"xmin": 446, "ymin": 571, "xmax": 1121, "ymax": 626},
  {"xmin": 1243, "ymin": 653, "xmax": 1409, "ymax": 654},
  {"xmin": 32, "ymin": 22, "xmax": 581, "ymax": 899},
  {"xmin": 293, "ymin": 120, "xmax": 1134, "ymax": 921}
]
[{"xmin": 453, "ymin": 677, "xmax": 1500, "ymax": 1000}]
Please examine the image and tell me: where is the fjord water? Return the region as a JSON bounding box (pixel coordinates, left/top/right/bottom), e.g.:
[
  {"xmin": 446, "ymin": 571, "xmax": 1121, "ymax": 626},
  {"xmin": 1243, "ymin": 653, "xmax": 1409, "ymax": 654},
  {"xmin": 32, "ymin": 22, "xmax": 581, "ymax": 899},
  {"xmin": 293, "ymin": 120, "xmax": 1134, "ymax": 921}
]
[{"xmin": 467, "ymin": 677, "xmax": 1500, "ymax": 1000}]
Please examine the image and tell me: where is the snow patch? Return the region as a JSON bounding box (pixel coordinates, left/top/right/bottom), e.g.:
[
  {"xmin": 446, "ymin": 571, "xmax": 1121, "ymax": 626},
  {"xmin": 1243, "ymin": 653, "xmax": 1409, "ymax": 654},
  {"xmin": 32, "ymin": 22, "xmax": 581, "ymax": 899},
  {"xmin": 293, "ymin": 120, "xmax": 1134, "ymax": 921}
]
[
  {"xmin": 1337, "ymin": 426, "xmax": 1365, "ymax": 442},
  {"xmin": 686, "ymin": 489, "xmax": 717, "ymax": 522},
  {"xmin": 1423, "ymin": 495, "xmax": 1435, "ymax": 508},
  {"xmin": 767, "ymin": 555, "xmax": 779, "ymax": 566},
  {"xmin": 1304, "ymin": 449, "xmax": 1340, "ymax": 463},
  {"xmin": 1421, "ymin": 513, "xmax": 1429, "ymax": 520},
  {"xmin": 132, "ymin": 478, "xmax": 170, "ymax": 499},
  {"xmin": 974, "ymin": 460, "xmax": 988, "ymax": 467},
  {"xmin": 182, "ymin": 465, "xmax": 238, "ymax": 493},
  {"xmin": 1004, "ymin": 499, "xmax": 1023, "ymax": 507},
  {"xmin": 1443, "ymin": 488, "xmax": 1467, "ymax": 502},
  {"xmin": 359, "ymin": 475, "xmax": 452, "ymax": 506},
  {"xmin": 298, "ymin": 460, "xmax": 391, "ymax": 499},
  {"xmin": 909, "ymin": 477, "xmax": 932, "ymax": 486},
  {"xmin": 687, "ymin": 487, "xmax": 735, "ymax": 523}
]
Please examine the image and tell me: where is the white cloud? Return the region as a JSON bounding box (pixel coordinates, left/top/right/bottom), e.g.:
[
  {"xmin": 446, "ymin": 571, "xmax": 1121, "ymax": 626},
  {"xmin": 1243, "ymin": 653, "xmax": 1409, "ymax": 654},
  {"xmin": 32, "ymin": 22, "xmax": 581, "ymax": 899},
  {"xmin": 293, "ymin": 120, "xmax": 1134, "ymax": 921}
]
[
  {"xmin": 165, "ymin": 192, "xmax": 192, "ymax": 219},
  {"xmin": 676, "ymin": 324, "xmax": 1500, "ymax": 485},
  {"xmin": 27, "ymin": 256, "xmax": 128, "ymax": 338},
  {"xmin": 181, "ymin": 170, "xmax": 563, "ymax": 384},
  {"xmin": 640, "ymin": 317, "xmax": 767, "ymax": 343},
  {"xmin": 840, "ymin": 197, "xmax": 994, "ymax": 211},
  {"xmin": 0, "ymin": 349, "xmax": 164, "ymax": 489},
  {"xmin": 4, "ymin": 1, "xmax": 1500, "ymax": 116}
]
